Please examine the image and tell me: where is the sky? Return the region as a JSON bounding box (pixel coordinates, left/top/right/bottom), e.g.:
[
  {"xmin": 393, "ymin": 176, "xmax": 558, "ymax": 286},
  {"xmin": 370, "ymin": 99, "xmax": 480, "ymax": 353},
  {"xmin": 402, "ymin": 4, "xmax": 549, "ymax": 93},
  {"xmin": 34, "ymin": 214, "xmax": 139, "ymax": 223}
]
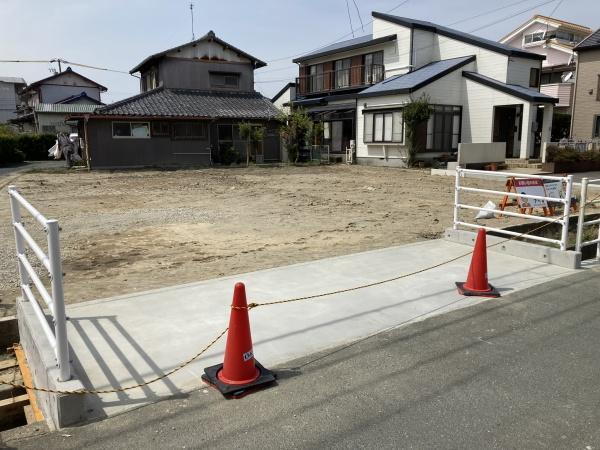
[{"xmin": 1, "ymin": 0, "xmax": 598, "ymax": 103}]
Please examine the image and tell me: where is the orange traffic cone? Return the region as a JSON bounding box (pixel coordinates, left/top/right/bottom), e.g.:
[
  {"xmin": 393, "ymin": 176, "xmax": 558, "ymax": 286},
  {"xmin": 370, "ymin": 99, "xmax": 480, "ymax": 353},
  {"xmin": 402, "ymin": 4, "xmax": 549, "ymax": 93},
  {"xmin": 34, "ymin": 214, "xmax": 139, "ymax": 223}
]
[
  {"xmin": 455, "ymin": 229, "xmax": 500, "ymax": 298},
  {"xmin": 202, "ymin": 282, "xmax": 275, "ymax": 397}
]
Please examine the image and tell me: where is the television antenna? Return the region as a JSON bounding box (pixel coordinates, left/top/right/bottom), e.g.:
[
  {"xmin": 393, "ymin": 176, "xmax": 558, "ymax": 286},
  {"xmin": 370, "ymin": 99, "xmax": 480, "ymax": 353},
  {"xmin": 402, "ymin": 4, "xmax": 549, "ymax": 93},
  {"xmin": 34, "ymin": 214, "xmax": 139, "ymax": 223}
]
[{"xmin": 190, "ymin": 2, "xmax": 195, "ymax": 41}]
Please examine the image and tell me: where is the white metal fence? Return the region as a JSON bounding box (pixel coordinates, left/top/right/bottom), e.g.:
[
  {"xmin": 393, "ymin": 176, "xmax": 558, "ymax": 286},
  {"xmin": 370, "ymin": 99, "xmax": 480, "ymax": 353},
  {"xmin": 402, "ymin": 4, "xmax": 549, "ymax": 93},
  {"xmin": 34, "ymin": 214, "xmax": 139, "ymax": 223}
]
[
  {"xmin": 575, "ymin": 178, "xmax": 600, "ymax": 258},
  {"xmin": 453, "ymin": 168, "xmax": 573, "ymax": 251},
  {"xmin": 8, "ymin": 185, "xmax": 70, "ymax": 381}
]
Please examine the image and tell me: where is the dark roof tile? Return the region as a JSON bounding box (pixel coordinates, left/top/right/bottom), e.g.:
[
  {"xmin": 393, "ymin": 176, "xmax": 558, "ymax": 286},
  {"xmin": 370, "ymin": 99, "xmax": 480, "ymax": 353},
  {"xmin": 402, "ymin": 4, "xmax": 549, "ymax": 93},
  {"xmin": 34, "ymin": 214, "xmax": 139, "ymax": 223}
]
[
  {"xmin": 372, "ymin": 12, "xmax": 546, "ymax": 60},
  {"xmin": 293, "ymin": 34, "xmax": 398, "ymax": 63},
  {"xmin": 95, "ymin": 88, "xmax": 281, "ymax": 120},
  {"xmin": 575, "ymin": 28, "xmax": 600, "ymax": 51},
  {"xmin": 462, "ymin": 71, "xmax": 558, "ymax": 103},
  {"xmin": 358, "ymin": 55, "xmax": 475, "ymax": 97}
]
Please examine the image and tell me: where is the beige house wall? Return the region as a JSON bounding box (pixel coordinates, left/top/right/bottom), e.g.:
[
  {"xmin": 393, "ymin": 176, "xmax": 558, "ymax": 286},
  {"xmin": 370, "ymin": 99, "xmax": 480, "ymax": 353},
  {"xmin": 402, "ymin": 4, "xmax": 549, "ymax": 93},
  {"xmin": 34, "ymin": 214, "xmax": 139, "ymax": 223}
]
[{"xmin": 571, "ymin": 49, "xmax": 600, "ymax": 138}]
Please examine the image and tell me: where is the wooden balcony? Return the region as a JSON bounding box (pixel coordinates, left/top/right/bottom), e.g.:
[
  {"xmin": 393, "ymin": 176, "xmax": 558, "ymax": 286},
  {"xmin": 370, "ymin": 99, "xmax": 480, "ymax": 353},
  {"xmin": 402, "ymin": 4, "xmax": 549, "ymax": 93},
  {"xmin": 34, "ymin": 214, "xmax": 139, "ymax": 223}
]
[{"xmin": 296, "ymin": 64, "xmax": 384, "ymax": 96}]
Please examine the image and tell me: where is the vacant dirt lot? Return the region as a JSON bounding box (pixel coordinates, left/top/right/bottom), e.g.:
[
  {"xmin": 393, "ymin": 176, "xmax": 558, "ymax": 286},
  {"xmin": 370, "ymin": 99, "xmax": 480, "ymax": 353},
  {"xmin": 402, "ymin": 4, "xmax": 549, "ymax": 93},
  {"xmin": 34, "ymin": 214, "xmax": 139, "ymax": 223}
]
[{"xmin": 0, "ymin": 165, "xmax": 564, "ymax": 317}]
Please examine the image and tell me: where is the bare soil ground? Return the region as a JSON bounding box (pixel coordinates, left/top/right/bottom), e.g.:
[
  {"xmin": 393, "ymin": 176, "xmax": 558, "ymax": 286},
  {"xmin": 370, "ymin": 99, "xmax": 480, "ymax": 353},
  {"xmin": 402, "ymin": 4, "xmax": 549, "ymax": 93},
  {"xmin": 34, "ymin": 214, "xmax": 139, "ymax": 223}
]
[{"xmin": 0, "ymin": 165, "xmax": 581, "ymax": 317}]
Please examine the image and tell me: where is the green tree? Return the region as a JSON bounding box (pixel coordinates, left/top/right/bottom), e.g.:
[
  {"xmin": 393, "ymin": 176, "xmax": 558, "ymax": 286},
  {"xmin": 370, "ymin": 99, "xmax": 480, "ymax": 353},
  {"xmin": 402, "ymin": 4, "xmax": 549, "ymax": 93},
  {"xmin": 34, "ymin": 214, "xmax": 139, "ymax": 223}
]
[
  {"xmin": 278, "ymin": 108, "xmax": 313, "ymax": 164},
  {"xmin": 238, "ymin": 122, "xmax": 265, "ymax": 166},
  {"xmin": 403, "ymin": 95, "xmax": 431, "ymax": 167}
]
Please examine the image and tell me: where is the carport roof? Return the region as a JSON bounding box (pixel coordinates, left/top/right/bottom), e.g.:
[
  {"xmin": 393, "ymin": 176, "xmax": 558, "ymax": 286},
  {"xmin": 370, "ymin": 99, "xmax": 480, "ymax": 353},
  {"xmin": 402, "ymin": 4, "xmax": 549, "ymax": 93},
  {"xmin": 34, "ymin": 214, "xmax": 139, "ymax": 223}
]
[
  {"xmin": 462, "ymin": 71, "xmax": 559, "ymax": 103},
  {"xmin": 93, "ymin": 87, "xmax": 281, "ymax": 120},
  {"xmin": 358, "ymin": 55, "xmax": 475, "ymax": 98}
]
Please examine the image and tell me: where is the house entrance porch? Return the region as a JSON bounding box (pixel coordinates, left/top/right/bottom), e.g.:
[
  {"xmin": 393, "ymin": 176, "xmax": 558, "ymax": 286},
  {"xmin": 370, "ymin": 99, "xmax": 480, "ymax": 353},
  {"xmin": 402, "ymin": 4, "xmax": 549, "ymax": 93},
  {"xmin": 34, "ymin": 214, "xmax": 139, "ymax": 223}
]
[{"xmin": 492, "ymin": 103, "xmax": 553, "ymax": 161}]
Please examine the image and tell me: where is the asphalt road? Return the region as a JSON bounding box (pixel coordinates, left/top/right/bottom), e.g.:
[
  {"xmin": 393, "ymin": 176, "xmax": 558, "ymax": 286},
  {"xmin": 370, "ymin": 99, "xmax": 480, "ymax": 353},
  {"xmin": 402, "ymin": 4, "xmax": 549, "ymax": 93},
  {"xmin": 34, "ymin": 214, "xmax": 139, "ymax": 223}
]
[{"xmin": 3, "ymin": 268, "xmax": 600, "ymax": 449}]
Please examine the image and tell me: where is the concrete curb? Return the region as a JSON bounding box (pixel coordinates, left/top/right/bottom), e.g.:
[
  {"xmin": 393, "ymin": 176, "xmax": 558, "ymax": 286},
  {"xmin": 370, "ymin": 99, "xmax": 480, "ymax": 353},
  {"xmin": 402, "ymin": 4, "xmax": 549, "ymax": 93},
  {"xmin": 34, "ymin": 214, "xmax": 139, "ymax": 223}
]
[
  {"xmin": 444, "ymin": 228, "xmax": 581, "ymax": 269},
  {"xmin": 17, "ymin": 298, "xmax": 86, "ymax": 430}
]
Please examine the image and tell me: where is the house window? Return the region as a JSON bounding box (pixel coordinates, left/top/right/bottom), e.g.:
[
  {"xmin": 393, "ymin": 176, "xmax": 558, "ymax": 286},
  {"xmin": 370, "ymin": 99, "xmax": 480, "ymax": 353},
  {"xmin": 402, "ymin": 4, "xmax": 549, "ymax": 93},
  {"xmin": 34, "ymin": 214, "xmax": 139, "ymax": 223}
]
[
  {"xmin": 524, "ymin": 31, "xmax": 545, "ymax": 44},
  {"xmin": 309, "ymin": 64, "xmax": 324, "ymax": 93},
  {"xmin": 210, "ymin": 72, "xmax": 240, "ymax": 89},
  {"xmin": 363, "ymin": 110, "xmax": 403, "ymax": 143},
  {"xmin": 593, "ymin": 116, "xmax": 600, "ymax": 138},
  {"xmin": 529, "ymin": 68, "xmax": 541, "ymax": 88},
  {"xmin": 171, "ymin": 122, "xmax": 207, "ymax": 139},
  {"xmin": 335, "ymin": 58, "xmax": 351, "ymax": 89},
  {"xmin": 323, "ymin": 122, "xmax": 331, "ymax": 140},
  {"xmin": 426, "ymin": 105, "xmax": 461, "ymax": 152},
  {"xmin": 112, "ymin": 122, "xmax": 150, "ymax": 138},
  {"xmin": 141, "ymin": 68, "xmax": 159, "ymax": 92},
  {"xmin": 151, "ymin": 121, "xmax": 170, "ymax": 136},
  {"xmin": 364, "ymin": 51, "xmax": 384, "ymax": 84}
]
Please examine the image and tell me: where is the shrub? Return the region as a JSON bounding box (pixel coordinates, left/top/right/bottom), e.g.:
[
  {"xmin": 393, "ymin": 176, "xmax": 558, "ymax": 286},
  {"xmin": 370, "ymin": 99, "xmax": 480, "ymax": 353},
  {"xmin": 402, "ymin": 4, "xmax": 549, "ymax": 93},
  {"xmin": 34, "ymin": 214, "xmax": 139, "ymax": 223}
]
[
  {"xmin": 0, "ymin": 134, "xmax": 56, "ymax": 162},
  {"xmin": 0, "ymin": 137, "xmax": 25, "ymax": 165},
  {"xmin": 403, "ymin": 94, "xmax": 431, "ymax": 167},
  {"xmin": 546, "ymin": 144, "xmax": 600, "ymax": 163},
  {"xmin": 219, "ymin": 146, "xmax": 237, "ymax": 166}
]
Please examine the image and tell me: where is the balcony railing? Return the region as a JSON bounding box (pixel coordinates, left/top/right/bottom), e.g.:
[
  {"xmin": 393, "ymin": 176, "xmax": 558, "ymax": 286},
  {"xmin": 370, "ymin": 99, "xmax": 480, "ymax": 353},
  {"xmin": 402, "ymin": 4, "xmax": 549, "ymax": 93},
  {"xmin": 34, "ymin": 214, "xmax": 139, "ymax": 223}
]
[{"xmin": 296, "ymin": 64, "xmax": 384, "ymax": 96}]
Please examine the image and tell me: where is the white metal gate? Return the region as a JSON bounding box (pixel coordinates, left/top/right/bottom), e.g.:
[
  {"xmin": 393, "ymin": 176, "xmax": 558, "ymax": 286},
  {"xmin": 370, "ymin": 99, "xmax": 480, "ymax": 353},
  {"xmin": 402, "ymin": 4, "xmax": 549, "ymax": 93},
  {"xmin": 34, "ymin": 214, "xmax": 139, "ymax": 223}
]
[
  {"xmin": 8, "ymin": 185, "xmax": 70, "ymax": 381},
  {"xmin": 575, "ymin": 178, "xmax": 600, "ymax": 258}
]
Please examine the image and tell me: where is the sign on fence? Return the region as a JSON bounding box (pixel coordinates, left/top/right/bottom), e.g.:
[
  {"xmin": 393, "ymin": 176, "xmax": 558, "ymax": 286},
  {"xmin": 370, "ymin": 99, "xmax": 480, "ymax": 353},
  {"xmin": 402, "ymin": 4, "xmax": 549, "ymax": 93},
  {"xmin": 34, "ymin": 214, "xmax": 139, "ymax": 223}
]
[{"xmin": 513, "ymin": 178, "xmax": 548, "ymax": 209}]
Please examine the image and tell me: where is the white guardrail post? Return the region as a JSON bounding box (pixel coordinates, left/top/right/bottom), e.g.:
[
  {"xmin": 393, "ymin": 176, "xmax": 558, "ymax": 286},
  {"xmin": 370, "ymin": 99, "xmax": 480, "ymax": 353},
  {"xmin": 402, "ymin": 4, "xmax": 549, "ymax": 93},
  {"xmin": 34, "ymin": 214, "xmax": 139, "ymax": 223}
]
[
  {"xmin": 8, "ymin": 185, "xmax": 70, "ymax": 382},
  {"xmin": 47, "ymin": 219, "xmax": 70, "ymax": 381},
  {"xmin": 575, "ymin": 178, "xmax": 588, "ymax": 253},
  {"xmin": 560, "ymin": 175, "xmax": 574, "ymax": 252},
  {"xmin": 453, "ymin": 167, "xmax": 461, "ymax": 230},
  {"xmin": 8, "ymin": 186, "xmax": 31, "ymax": 294}
]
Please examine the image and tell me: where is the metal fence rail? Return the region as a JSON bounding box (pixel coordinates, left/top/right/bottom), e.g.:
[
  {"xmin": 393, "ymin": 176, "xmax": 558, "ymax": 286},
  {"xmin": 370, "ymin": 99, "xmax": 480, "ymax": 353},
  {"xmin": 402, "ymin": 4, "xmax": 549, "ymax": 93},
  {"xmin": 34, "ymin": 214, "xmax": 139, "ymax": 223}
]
[
  {"xmin": 309, "ymin": 145, "xmax": 330, "ymax": 164},
  {"xmin": 576, "ymin": 178, "xmax": 600, "ymax": 258},
  {"xmin": 8, "ymin": 185, "xmax": 70, "ymax": 381},
  {"xmin": 453, "ymin": 168, "xmax": 573, "ymax": 251}
]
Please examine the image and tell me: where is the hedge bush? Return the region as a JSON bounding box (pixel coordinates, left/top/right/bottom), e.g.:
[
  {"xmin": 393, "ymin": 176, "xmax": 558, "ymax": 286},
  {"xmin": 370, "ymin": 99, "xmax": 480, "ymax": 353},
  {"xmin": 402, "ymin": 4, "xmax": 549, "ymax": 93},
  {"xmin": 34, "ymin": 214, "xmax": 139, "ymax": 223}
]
[
  {"xmin": 546, "ymin": 145, "xmax": 600, "ymax": 163},
  {"xmin": 0, "ymin": 134, "xmax": 56, "ymax": 165}
]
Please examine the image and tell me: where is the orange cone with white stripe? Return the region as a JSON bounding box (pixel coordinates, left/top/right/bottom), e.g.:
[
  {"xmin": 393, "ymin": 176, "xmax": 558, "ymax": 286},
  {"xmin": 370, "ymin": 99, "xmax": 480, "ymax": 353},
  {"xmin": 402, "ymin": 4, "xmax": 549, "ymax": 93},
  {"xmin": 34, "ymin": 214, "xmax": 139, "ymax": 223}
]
[
  {"xmin": 456, "ymin": 229, "xmax": 500, "ymax": 298},
  {"xmin": 202, "ymin": 282, "xmax": 276, "ymax": 397}
]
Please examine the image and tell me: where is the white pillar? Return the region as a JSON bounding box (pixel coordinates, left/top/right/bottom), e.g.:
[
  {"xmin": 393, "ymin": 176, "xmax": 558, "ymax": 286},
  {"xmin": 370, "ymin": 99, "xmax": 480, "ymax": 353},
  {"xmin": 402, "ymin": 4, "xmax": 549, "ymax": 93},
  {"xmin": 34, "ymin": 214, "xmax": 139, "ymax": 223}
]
[
  {"xmin": 519, "ymin": 103, "xmax": 534, "ymax": 159},
  {"xmin": 541, "ymin": 104, "xmax": 553, "ymax": 144},
  {"xmin": 540, "ymin": 104, "xmax": 554, "ymax": 162}
]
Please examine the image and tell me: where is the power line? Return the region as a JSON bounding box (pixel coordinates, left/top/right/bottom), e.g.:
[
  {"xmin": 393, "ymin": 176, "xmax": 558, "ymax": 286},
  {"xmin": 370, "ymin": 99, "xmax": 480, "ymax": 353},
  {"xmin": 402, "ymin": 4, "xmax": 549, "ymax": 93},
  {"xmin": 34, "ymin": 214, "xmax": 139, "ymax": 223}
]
[
  {"xmin": 255, "ymin": 0, "xmax": 558, "ymax": 78},
  {"xmin": 260, "ymin": 0, "xmax": 550, "ymax": 67},
  {"xmin": 264, "ymin": 0, "xmax": 412, "ymax": 63},
  {"xmin": 352, "ymin": 0, "xmax": 365, "ymax": 32},
  {"xmin": 345, "ymin": 0, "xmax": 355, "ymax": 38}
]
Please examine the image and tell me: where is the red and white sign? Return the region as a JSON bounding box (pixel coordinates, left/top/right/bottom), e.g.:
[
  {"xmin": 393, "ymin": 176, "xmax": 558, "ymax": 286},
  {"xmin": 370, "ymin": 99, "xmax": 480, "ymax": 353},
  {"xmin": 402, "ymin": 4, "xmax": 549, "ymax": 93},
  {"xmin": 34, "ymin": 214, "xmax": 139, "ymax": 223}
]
[{"xmin": 513, "ymin": 178, "xmax": 548, "ymax": 209}]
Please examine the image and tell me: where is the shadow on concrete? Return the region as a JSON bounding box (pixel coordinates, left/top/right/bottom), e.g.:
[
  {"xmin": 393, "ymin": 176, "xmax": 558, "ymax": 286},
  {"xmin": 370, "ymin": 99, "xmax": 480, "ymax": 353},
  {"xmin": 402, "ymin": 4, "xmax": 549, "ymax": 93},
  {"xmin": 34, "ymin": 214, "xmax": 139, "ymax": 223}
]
[{"xmin": 68, "ymin": 315, "xmax": 182, "ymax": 419}]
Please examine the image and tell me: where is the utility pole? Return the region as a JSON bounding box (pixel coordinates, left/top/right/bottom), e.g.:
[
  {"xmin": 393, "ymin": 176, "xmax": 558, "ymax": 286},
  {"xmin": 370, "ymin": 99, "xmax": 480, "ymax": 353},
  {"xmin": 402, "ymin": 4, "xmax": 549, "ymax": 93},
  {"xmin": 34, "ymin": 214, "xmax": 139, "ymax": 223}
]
[
  {"xmin": 57, "ymin": 59, "xmax": 62, "ymax": 73},
  {"xmin": 190, "ymin": 2, "xmax": 195, "ymax": 41}
]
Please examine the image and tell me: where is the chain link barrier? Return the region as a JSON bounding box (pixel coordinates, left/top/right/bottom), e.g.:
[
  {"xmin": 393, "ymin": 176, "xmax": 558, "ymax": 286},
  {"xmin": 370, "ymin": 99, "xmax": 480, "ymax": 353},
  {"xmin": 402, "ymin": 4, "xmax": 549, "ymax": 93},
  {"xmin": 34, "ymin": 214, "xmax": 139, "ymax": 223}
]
[{"xmin": 3, "ymin": 191, "xmax": 599, "ymax": 396}]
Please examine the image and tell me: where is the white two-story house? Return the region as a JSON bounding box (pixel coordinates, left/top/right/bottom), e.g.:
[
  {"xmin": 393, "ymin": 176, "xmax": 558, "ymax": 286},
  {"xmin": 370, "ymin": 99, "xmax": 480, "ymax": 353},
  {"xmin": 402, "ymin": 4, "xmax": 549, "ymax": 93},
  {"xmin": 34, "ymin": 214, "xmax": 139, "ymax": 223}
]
[{"xmin": 292, "ymin": 11, "xmax": 559, "ymax": 166}]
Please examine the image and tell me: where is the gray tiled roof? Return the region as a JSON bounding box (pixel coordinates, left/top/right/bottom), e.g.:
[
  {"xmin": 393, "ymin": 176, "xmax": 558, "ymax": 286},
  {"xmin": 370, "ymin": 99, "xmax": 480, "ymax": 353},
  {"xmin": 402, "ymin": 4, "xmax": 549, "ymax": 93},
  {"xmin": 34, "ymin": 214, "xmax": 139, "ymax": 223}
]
[
  {"xmin": 293, "ymin": 34, "xmax": 397, "ymax": 63},
  {"xmin": 95, "ymin": 88, "xmax": 281, "ymax": 120},
  {"xmin": 0, "ymin": 76, "xmax": 26, "ymax": 85},
  {"xmin": 358, "ymin": 55, "xmax": 475, "ymax": 97},
  {"xmin": 372, "ymin": 12, "xmax": 545, "ymax": 60},
  {"xmin": 130, "ymin": 31, "xmax": 267, "ymax": 73},
  {"xmin": 462, "ymin": 72, "xmax": 558, "ymax": 103},
  {"xmin": 575, "ymin": 28, "xmax": 600, "ymax": 51}
]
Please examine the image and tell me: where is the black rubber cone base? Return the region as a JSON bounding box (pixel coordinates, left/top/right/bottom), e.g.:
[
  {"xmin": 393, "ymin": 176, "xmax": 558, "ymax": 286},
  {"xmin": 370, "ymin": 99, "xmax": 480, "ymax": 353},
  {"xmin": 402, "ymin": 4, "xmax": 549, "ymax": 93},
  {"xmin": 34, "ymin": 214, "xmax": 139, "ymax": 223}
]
[
  {"xmin": 456, "ymin": 281, "xmax": 500, "ymax": 298},
  {"xmin": 201, "ymin": 361, "xmax": 276, "ymax": 398}
]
